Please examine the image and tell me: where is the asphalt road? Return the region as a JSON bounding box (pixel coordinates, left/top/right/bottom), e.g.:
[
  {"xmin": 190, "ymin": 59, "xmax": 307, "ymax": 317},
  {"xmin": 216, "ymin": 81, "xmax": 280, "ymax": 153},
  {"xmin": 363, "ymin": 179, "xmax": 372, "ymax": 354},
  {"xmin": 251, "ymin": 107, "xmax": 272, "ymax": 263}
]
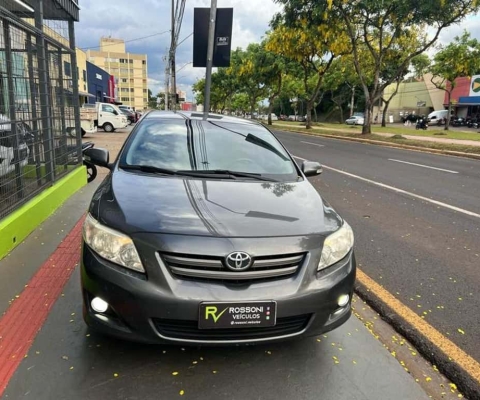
[{"xmin": 273, "ymin": 129, "xmax": 480, "ymax": 363}]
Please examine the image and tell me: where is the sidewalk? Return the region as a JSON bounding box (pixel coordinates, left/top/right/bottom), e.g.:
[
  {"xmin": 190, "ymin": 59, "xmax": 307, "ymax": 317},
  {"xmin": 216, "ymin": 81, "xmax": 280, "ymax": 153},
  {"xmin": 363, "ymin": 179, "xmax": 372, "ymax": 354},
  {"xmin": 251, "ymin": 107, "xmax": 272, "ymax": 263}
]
[{"xmin": 274, "ymin": 122, "xmax": 480, "ymax": 147}]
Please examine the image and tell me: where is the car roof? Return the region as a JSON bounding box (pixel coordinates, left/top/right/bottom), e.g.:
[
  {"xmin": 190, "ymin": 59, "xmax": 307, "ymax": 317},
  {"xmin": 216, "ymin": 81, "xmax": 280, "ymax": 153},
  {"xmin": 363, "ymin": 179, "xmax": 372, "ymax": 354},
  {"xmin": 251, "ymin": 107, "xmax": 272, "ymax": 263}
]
[{"xmin": 142, "ymin": 110, "xmax": 264, "ymax": 127}]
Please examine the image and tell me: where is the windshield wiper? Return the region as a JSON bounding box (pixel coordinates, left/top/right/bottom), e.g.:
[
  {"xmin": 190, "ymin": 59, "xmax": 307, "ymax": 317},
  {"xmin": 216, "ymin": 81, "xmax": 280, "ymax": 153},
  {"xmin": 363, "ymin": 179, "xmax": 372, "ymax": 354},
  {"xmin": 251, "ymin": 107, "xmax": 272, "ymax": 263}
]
[
  {"xmin": 179, "ymin": 169, "xmax": 278, "ymax": 182},
  {"xmin": 120, "ymin": 164, "xmax": 178, "ymax": 175},
  {"xmin": 245, "ymin": 134, "xmax": 289, "ymax": 161}
]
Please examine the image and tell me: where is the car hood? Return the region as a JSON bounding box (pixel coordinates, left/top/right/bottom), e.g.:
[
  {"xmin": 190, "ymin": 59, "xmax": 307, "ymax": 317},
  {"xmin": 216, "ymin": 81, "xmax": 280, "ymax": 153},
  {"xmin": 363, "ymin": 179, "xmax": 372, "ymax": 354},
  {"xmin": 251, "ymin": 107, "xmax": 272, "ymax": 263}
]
[{"xmin": 89, "ymin": 170, "xmax": 342, "ymax": 238}]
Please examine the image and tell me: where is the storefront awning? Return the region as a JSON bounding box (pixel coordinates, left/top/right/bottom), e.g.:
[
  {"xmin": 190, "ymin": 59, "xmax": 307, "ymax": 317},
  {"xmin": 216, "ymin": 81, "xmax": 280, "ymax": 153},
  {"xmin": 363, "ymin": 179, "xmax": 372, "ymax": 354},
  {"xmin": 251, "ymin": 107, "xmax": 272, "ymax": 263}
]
[{"xmin": 79, "ymin": 91, "xmax": 96, "ymax": 98}]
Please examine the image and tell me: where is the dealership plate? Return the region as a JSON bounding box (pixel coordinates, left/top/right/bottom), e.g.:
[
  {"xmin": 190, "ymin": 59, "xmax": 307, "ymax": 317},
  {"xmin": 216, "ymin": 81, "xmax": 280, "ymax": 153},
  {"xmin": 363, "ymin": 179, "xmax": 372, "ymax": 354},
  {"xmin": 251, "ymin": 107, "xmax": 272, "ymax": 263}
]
[{"xmin": 198, "ymin": 301, "xmax": 277, "ymax": 329}]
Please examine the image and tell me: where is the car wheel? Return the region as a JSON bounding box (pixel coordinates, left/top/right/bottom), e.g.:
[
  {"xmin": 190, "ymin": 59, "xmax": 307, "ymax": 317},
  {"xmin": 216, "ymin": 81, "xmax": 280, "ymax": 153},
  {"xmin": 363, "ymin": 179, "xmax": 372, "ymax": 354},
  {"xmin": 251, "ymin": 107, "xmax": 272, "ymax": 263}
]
[
  {"xmin": 103, "ymin": 123, "xmax": 114, "ymax": 133},
  {"xmin": 84, "ymin": 161, "xmax": 97, "ymax": 183}
]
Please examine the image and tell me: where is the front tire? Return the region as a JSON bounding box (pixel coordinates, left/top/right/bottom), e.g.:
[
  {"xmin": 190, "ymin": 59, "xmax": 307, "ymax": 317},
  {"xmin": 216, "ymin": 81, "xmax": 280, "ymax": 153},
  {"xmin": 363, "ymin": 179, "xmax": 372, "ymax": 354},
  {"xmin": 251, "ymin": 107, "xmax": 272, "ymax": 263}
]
[{"xmin": 103, "ymin": 123, "xmax": 114, "ymax": 133}]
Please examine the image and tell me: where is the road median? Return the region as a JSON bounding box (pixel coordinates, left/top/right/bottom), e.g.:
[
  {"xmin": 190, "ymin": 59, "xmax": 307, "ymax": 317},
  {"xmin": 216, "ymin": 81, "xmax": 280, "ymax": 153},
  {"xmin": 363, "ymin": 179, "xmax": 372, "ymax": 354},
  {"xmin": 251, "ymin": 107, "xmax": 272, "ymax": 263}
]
[{"xmin": 268, "ymin": 123, "xmax": 480, "ymax": 160}]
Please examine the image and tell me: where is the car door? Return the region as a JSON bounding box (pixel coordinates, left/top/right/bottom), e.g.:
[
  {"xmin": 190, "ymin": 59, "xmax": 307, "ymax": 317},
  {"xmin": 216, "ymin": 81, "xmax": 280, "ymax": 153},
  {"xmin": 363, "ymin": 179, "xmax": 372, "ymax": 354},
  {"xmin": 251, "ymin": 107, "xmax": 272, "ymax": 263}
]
[{"xmin": 100, "ymin": 104, "xmax": 120, "ymax": 128}]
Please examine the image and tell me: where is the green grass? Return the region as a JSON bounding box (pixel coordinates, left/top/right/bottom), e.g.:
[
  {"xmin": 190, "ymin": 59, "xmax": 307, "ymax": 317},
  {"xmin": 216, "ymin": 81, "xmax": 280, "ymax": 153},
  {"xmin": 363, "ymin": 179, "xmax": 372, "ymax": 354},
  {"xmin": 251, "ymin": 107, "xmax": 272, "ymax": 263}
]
[
  {"xmin": 271, "ymin": 123, "xmax": 480, "ymax": 155},
  {"xmin": 274, "ymin": 121, "xmax": 480, "ymax": 141}
]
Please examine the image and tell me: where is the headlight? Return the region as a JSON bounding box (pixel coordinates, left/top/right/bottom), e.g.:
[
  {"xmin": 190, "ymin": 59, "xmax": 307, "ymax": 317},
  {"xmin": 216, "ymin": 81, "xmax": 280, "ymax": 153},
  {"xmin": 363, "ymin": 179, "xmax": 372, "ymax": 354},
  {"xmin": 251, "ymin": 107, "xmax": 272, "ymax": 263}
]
[
  {"xmin": 83, "ymin": 213, "xmax": 144, "ymax": 273},
  {"xmin": 318, "ymin": 221, "xmax": 354, "ymax": 271}
]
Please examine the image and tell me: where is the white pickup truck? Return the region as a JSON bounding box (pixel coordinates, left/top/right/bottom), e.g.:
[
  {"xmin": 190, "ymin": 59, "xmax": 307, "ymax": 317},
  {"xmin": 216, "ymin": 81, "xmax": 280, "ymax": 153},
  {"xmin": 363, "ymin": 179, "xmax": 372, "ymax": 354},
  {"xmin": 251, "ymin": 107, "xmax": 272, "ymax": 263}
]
[{"xmin": 82, "ymin": 102, "xmax": 128, "ymax": 133}]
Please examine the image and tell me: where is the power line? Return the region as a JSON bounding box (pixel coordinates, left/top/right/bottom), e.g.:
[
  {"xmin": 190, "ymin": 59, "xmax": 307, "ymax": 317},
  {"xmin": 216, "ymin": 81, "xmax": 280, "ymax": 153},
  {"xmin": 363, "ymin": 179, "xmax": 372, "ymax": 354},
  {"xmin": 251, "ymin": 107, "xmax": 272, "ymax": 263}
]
[{"xmin": 80, "ymin": 30, "xmax": 171, "ymax": 50}]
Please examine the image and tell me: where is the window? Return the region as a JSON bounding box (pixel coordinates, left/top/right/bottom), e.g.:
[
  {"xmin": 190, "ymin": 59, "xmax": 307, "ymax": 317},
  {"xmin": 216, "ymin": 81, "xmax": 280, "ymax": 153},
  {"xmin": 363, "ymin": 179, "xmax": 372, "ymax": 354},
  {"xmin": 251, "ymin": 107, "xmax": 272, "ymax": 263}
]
[
  {"xmin": 122, "ymin": 78, "xmax": 127, "ymax": 83},
  {"xmin": 102, "ymin": 104, "xmax": 116, "ymax": 113},
  {"xmin": 121, "ymin": 97, "xmax": 130, "ymax": 102},
  {"xmin": 120, "ymin": 68, "xmax": 129, "ymax": 74},
  {"xmin": 129, "ymin": 59, "xmax": 133, "ymax": 64},
  {"xmin": 121, "ymin": 88, "xmax": 130, "ymax": 92},
  {"xmin": 63, "ymin": 61, "xmax": 71, "ymax": 77},
  {"xmin": 83, "ymin": 70, "xmax": 87, "ymax": 82},
  {"xmin": 120, "ymin": 59, "xmax": 126, "ymax": 63},
  {"xmin": 130, "ymin": 88, "xmax": 134, "ymax": 92},
  {"xmin": 120, "ymin": 120, "xmax": 296, "ymax": 180},
  {"xmin": 143, "ymin": 89, "xmax": 147, "ymax": 93},
  {"xmin": 142, "ymin": 60, "xmax": 146, "ymax": 65}
]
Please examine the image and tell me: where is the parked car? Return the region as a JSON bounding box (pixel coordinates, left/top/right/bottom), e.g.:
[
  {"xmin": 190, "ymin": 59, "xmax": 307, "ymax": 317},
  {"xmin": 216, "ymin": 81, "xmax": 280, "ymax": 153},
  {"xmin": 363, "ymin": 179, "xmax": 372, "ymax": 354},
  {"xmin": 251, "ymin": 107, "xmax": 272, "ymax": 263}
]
[
  {"xmin": 121, "ymin": 109, "xmax": 136, "ymax": 125},
  {"xmin": 0, "ymin": 114, "xmax": 30, "ymax": 178},
  {"xmin": 81, "ymin": 111, "xmax": 356, "ymax": 345},
  {"xmin": 427, "ymin": 110, "xmax": 452, "ymax": 126},
  {"xmin": 345, "ymin": 116, "xmax": 365, "ymax": 125}
]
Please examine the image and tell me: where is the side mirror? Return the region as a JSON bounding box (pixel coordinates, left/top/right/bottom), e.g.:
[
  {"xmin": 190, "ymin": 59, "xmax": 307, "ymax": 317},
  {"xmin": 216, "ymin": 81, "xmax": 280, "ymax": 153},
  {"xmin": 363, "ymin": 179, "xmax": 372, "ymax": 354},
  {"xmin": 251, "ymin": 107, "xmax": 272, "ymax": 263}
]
[
  {"xmin": 84, "ymin": 148, "xmax": 110, "ymax": 169},
  {"xmin": 302, "ymin": 161, "xmax": 323, "ymax": 177}
]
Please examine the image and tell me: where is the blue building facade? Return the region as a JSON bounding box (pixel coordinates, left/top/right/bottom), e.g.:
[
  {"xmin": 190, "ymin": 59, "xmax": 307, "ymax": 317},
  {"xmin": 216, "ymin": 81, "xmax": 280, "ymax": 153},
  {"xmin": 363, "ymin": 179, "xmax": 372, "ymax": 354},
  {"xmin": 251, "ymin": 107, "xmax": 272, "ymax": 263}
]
[{"xmin": 86, "ymin": 61, "xmax": 111, "ymax": 104}]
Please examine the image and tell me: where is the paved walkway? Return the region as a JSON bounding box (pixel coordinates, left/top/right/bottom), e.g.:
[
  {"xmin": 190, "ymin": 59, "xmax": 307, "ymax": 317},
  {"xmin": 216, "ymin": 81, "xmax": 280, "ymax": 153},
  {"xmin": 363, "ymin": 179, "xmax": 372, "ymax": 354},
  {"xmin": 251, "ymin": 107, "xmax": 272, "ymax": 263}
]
[{"xmin": 274, "ymin": 123, "xmax": 480, "ymax": 147}]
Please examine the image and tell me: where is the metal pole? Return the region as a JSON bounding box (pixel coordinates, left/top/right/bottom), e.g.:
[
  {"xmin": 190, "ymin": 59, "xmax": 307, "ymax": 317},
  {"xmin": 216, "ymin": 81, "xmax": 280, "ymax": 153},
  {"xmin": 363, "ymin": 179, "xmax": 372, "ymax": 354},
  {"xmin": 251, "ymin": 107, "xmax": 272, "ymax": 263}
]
[
  {"xmin": 165, "ymin": 61, "xmax": 170, "ymax": 111},
  {"xmin": 3, "ymin": 21, "xmax": 24, "ymax": 200},
  {"xmin": 171, "ymin": 0, "xmax": 176, "ymax": 111},
  {"xmin": 203, "ymin": 0, "xmax": 217, "ymax": 120},
  {"xmin": 35, "ymin": 0, "xmax": 55, "ymax": 182}
]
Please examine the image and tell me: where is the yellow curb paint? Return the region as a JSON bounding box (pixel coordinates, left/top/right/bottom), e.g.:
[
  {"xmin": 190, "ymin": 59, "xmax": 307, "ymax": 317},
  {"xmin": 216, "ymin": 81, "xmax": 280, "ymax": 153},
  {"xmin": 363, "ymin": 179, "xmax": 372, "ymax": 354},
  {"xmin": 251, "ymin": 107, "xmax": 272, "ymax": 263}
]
[{"xmin": 357, "ymin": 269, "xmax": 480, "ymax": 385}]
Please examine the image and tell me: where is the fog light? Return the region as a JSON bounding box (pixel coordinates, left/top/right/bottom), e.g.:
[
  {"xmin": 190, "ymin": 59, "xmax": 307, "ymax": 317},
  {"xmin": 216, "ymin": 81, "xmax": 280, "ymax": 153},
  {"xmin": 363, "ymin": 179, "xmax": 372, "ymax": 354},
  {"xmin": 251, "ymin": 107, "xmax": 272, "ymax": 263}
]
[
  {"xmin": 91, "ymin": 297, "xmax": 108, "ymax": 313},
  {"xmin": 338, "ymin": 294, "xmax": 350, "ymax": 307}
]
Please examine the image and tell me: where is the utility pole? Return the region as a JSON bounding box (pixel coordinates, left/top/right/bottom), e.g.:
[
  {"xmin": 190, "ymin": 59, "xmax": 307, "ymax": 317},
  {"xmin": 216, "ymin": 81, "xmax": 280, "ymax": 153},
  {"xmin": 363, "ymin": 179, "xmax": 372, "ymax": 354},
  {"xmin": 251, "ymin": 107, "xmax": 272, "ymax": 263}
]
[
  {"xmin": 164, "ymin": 53, "xmax": 170, "ymax": 111},
  {"xmin": 203, "ymin": 0, "xmax": 217, "ymax": 120},
  {"xmin": 171, "ymin": 0, "xmax": 176, "ymax": 111}
]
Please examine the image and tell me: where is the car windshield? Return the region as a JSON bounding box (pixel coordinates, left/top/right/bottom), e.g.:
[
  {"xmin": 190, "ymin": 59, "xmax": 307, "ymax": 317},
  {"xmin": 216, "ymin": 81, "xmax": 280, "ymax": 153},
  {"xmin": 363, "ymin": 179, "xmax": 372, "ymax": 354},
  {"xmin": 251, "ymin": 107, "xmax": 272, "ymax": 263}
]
[{"xmin": 119, "ymin": 118, "xmax": 298, "ymax": 181}]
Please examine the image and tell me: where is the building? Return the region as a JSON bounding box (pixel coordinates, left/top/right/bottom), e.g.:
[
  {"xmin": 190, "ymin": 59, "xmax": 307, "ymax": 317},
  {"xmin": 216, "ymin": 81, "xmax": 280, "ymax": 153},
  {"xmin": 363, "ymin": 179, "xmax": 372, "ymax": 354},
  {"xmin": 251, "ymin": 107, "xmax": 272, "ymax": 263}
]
[
  {"xmin": 0, "ymin": 0, "xmax": 85, "ymax": 260},
  {"xmin": 443, "ymin": 75, "xmax": 480, "ymax": 118},
  {"xmin": 86, "ymin": 61, "xmax": 116, "ymax": 104},
  {"xmin": 87, "ymin": 38, "xmax": 148, "ymax": 110},
  {"xmin": 379, "ymin": 74, "xmax": 445, "ymax": 122}
]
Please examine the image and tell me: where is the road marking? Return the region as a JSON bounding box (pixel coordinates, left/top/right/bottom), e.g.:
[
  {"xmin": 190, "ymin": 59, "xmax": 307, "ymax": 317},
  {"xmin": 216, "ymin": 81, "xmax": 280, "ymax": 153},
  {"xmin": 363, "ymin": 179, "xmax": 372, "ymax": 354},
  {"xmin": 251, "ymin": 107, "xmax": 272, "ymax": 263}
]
[
  {"xmin": 357, "ymin": 269, "xmax": 480, "ymax": 385},
  {"xmin": 301, "ymin": 141, "xmax": 325, "ymax": 147},
  {"xmin": 293, "ymin": 156, "xmax": 480, "ymax": 220},
  {"xmin": 388, "ymin": 158, "xmax": 459, "ymax": 174}
]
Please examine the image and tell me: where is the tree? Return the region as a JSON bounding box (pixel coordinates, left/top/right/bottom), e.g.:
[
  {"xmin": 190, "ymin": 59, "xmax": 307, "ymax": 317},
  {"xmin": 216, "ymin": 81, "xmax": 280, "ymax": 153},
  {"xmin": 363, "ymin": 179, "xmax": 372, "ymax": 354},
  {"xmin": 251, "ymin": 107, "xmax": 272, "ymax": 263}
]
[
  {"xmin": 430, "ymin": 31, "xmax": 480, "ymax": 130},
  {"xmin": 276, "ymin": 0, "xmax": 480, "ymax": 134},
  {"xmin": 267, "ymin": 19, "xmax": 349, "ymax": 128},
  {"xmin": 148, "ymin": 89, "xmax": 158, "ymax": 109},
  {"xmin": 411, "ymin": 54, "xmax": 431, "ymax": 80}
]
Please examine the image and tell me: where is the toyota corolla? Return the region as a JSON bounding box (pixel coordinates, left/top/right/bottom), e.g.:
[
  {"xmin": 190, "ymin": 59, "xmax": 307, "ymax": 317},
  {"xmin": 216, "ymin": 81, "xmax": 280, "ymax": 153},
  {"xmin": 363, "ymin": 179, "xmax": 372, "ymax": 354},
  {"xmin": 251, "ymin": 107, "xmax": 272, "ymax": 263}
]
[{"xmin": 81, "ymin": 111, "xmax": 356, "ymax": 344}]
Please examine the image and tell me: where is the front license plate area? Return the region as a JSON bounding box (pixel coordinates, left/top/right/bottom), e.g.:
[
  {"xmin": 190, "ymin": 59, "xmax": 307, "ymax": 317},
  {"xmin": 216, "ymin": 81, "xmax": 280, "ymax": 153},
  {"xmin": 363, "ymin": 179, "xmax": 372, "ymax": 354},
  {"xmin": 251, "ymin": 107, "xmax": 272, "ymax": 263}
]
[{"xmin": 198, "ymin": 301, "xmax": 277, "ymax": 329}]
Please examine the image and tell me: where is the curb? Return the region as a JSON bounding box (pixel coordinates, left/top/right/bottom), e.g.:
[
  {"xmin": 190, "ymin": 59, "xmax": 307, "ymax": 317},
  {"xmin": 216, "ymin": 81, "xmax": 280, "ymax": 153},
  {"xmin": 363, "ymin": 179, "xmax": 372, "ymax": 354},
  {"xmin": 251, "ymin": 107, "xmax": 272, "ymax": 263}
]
[
  {"xmin": 354, "ymin": 280, "xmax": 480, "ymax": 400},
  {"xmin": 270, "ymin": 125, "xmax": 480, "ymax": 161}
]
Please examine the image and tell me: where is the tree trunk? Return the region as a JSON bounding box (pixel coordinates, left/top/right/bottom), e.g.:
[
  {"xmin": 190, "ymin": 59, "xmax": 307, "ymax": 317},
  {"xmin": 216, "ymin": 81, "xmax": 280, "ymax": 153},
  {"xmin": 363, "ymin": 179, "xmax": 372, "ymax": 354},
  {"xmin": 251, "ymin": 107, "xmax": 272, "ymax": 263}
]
[
  {"xmin": 445, "ymin": 92, "xmax": 452, "ymax": 131},
  {"xmin": 362, "ymin": 99, "xmax": 373, "ymax": 134},
  {"xmin": 381, "ymin": 100, "xmax": 390, "ymax": 128},
  {"xmin": 267, "ymin": 101, "xmax": 274, "ymax": 126},
  {"xmin": 338, "ymin": 106, "xmax": 344, "ymax": 124},
  {"xmin": 306, "ymin": 101, "xmax": 313, "ymax": 129},
  {"xmin": 250, "ymin": 101, "xmax": 256, "ymax": 119},
  {"xmin": 313, "ymin": 106, "xmax": 317, "ymax": 123}
]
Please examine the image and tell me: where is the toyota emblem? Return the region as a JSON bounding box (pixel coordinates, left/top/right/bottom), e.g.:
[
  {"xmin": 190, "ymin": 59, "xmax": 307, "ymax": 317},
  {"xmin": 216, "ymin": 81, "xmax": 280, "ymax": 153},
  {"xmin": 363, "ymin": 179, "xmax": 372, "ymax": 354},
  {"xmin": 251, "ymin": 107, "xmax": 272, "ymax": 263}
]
[{"xmin": 225, "ymin": 252, "xmax": 252, "ymax": 271}]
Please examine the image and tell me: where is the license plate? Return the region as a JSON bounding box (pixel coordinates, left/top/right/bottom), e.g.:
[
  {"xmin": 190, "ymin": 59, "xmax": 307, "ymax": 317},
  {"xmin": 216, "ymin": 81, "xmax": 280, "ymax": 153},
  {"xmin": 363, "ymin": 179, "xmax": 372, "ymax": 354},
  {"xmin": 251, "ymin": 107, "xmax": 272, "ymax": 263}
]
[{"xmin": 198, "ymin": 301, "xmax": 276, "ymax": 329}]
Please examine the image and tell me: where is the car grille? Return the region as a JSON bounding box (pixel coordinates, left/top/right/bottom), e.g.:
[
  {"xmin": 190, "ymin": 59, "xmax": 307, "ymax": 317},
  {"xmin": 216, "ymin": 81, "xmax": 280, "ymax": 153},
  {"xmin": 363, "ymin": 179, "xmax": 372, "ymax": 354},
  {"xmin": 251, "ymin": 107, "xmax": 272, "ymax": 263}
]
[
  {"xmin": 152, "ymin": 314, "xmax": 311, "ymax": 341},
  {"xmin": 161, "ymin": 252, "xmax": 306, "ymax": 282}
]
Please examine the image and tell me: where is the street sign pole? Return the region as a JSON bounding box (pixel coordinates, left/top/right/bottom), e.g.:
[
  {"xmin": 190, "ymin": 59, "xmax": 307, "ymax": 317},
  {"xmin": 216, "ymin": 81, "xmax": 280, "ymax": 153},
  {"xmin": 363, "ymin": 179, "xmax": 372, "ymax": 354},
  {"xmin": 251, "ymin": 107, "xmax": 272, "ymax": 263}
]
[{"xmin": 203, "ymin": 0, "xmax": 217, "ymax": 120}]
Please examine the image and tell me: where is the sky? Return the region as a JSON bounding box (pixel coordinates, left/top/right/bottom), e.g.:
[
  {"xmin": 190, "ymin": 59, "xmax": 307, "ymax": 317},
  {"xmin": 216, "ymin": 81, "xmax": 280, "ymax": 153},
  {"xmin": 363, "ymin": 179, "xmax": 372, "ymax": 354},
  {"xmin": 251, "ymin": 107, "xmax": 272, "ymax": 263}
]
[{"xmin": 75, "ymin": 0, "xmax": 480, "ymax": 103}]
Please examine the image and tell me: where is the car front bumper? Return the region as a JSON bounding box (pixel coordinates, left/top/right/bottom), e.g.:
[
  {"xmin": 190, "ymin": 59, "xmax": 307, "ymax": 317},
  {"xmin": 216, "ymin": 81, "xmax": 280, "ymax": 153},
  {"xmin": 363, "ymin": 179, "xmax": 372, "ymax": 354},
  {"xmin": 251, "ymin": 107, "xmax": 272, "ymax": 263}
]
[{"xmin": 81, "ymin": 242, "xmax": 356, "ymax": 345}]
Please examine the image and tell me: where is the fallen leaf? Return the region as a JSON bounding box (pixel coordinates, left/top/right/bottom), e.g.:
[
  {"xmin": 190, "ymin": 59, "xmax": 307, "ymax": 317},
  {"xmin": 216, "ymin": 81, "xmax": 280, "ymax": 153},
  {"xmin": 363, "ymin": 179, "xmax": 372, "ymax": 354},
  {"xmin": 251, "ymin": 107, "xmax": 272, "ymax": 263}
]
[
  {"xmin": 458, "ymin": 328, "xmax": 465, "ymax": 335},
  {"xmin": 179, "ymin": 390, "xmax": 185, "ymax": 396},
  {"xmin": 172, "ymin": 372, "xmax": 179, "ymax": 376}
]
